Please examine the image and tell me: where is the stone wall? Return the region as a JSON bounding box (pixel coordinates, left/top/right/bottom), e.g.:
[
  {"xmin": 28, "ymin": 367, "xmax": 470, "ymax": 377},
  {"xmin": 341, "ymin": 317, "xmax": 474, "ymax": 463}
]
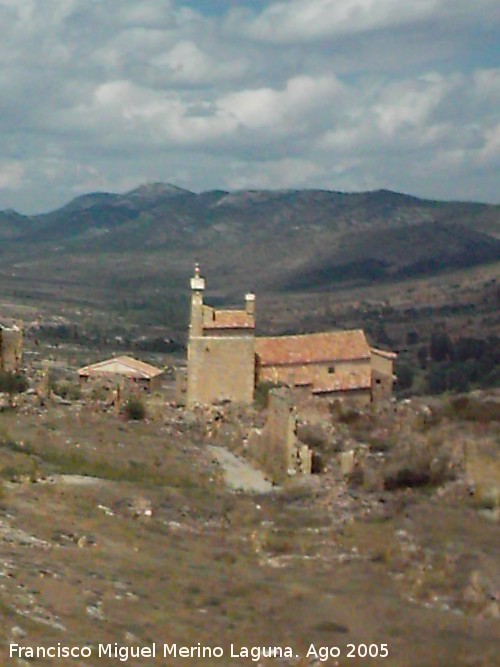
[
  {"xmin": 370, "ymin": 349, "xmax": 395, "ymax": 401},
  {"xmin": 257, "ymin": 358, "xmax": 370, "ymax": 388},
  {"xmin": 313, "ymin": 388, "xmax": 372, "ymax": 407},
  {"xmin": 371, "ymin": 373, "xmax": 393, "ymax": 402},
  {"xmin": 175, "ymin": 368, "xmax": 188, "ymax": 405},
  {"xmin": 248, "ymin": 390, "xmax": 312, "ymax": 484},
  {"xmin": 0, "ymin": 326, "xmax": 23, "ymax": 373},
  {"xmin": 186, "ymin": 335, "xmax": 255, "ymax": 406}
]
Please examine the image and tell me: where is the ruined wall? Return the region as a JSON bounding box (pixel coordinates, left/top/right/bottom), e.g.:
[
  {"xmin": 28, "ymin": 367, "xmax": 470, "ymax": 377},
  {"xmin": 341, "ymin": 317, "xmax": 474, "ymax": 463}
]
[
  {"xmin": 313, "ymin": 388, "xmax": 371, "ymax": 407},
  {"xmin": 248, "ymin": 390, "xmax": 312, "ymax": 484},
  {"xmin": 0, "ymin": 327, "xmax": 23, "ymax": 373},
  {"xmin": 186, "ymin": 336, "xmax": 255, "ymax": 406},
  {"xmin": 175, "ymin": 368, "xmax": 188, "ymax": 405}
]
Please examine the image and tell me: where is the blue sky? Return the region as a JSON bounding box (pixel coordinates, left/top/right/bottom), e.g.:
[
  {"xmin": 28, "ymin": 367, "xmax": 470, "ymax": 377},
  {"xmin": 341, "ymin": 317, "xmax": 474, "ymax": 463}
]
[{"xmin": 0, "ymin": 0, "xmax": 498, "ymax": 213}]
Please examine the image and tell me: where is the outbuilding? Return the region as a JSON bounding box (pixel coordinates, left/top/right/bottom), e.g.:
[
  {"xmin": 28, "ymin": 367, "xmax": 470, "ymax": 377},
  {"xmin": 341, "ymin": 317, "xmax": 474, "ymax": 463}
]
[{"xmin": 78, "ymin": 355, "xmax": 164, "ymax": 392}]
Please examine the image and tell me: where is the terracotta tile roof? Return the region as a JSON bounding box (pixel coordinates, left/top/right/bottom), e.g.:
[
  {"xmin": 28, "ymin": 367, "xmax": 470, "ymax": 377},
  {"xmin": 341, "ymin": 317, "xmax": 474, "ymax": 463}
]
[
  {"xmin": 203, "ymin": 307, "xmax": 254, "ymax": 330},
  {"xmin": 312, "ymin": 368, "xmax": 372, "ymax": 394},
  {"xmin": 78, "ymin": 356, "xmax": 164, "ymax": 380},
  {"xmin": 256, "ymin": 330, "xmax": 370, "ymax": 366}
]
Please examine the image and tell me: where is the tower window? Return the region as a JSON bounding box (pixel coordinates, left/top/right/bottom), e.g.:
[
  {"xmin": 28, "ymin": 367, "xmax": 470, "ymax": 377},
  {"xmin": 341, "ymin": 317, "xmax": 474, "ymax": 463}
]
[{"xmin": 328, "ymin": 366, "xmax": 335, "ymax": 374}]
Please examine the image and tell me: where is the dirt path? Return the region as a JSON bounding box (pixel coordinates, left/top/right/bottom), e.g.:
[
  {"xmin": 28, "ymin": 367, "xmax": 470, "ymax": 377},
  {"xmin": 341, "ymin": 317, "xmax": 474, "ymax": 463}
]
[{"xmin": 207, "ymin": 445, "xmax": 274, "ymax": 493}]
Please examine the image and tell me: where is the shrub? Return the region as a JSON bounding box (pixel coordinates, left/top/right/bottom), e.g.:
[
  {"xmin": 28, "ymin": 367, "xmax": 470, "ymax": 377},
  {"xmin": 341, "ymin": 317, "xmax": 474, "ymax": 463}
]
[
  {"xmin": 329, "ymin": 401, "xmax": 361, "ymax": 424},
  {"xmin": 0, "ymin": 372, "xmax": 28, "ymax": 395},
  {"xmin": 297, "ymin": 423, "xmax": 330, "ymax": 450},
  {"xmin": 395, "ymin": 362, "xmax": 414, "ymax": 391},
  {"xmin": 254, "ymin": 381, "xmax": 283, "ymax": 410},
  {"xmin": 51, "ymin": 381, "xmax": 81, "ymax": 401},
  {"xmin": 125, "ymin": 396, "xmax": 146, "ymax": 421},
  {"xmin": 442, "ymin": 396, "xmax": 499, "ymax": 423},
  {"xmin": 383, "ymin": 437, "xmax": 458, "ymax": 491}
]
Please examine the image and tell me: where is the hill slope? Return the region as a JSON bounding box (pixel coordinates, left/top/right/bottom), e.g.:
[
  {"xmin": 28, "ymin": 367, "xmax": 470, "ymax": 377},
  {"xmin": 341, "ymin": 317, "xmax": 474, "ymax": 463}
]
[{"xmin": 0, "ymin": 185, "xmax": 499, "ymax": 297}]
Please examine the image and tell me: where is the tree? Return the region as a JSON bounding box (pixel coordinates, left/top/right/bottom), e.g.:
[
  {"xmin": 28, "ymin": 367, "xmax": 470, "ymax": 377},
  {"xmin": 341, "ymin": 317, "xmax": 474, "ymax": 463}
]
[
  {"xmin": 406, "ymin": 330, "xmax": 419, "ymax": 345},
  {"xmin": 417, "ymin": 345, "xmax": 428, "ymax": 369},
  {"xmin": 396, "ymin": 362, "xmax": 414, "ymax": 391},
  {"xmin": 430, "ymin": 331, "xmax": 454, "ymax": 362},
  {"xmin": 427, "ymin": 364, "xmax": 448, "ymax": 394}
]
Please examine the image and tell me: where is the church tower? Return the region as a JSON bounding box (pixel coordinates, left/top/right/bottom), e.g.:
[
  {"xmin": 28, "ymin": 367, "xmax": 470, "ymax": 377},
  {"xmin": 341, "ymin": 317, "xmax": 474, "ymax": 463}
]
[
  {"xmin": 189, "ymin": 263, "xmax": 205, "ymax": 338},
  {"xmin": 184, "ymin": 265, "xmax": 255, "ymax": 406}
]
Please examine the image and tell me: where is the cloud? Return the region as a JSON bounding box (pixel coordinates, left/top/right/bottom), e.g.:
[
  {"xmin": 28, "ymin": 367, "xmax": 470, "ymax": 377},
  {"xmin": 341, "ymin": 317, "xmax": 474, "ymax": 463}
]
[
  {"xmin": 226, "ymin": 157, "xmax": 326, "ymax": 191},
  {"xmin": 219, "ymin": 75, "xmax": 342, "ymax": 131},
  {"xmin": 149, "ymin": 40, "xmax": 249, "ymax": 86},
  {"xmin": 0, "ymin": 161, "xmax": 25, "ymax": 191},
  {"xmin": 234, "ymin": 0, "xmax": 500, "ymax": 43},
  {"xmin": 235, "ymin": 0, "xmax": 438, "ymax": 42},
  {"xmin": 0, "ymin": 0, "xmax": 498, "ymax": 212}
]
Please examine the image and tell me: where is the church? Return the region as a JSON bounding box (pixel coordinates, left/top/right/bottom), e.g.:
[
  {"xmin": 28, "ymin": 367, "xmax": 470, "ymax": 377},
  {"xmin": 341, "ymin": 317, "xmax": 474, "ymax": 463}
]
[{"xmin": 177, "ymin": 265, "xmax": 396, "ymax": 406}]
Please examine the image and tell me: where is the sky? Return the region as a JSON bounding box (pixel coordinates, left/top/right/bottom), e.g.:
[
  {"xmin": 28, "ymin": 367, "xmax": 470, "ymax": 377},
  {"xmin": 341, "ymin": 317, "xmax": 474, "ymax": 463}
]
[{"xmin": 0, "ymin": 0, "xmax": 499, "ymax": 214}]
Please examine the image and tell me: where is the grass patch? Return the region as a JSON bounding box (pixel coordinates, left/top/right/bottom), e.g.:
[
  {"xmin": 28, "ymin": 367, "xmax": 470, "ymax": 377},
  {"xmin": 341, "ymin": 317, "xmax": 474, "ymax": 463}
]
[{"xmin": 0, "ymin": 435, "xmax": 200, "ymax": 487}]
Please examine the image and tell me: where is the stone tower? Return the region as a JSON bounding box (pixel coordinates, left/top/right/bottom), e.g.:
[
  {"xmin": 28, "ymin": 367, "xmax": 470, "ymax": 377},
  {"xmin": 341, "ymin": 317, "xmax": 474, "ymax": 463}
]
[
  {"xmin": 185, "ymin": 265, "xmax": 255, "ymax": 406},
  {"xmin": 189, "ymin": 263, "xmax": 205, "ymax": 338}
]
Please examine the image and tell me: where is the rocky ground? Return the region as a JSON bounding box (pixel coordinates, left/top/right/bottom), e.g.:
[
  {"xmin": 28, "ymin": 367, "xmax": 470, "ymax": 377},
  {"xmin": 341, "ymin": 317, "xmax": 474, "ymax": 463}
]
[{"xmin": 0, "ymin": 389, "xmax": 498, "ymax": 666}]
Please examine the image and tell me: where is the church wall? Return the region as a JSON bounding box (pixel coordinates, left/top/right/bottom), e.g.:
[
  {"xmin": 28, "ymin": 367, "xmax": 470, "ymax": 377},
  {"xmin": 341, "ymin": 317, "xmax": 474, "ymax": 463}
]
[{"xmin": 256, "ymin": 358, "xmax": 370, "ymax": 387}]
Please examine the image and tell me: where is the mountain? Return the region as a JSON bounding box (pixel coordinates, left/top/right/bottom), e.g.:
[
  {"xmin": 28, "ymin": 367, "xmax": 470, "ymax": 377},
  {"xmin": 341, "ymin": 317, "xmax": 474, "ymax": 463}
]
[
  {"xmin": 0, "ymin": 184, "xmax": 499, "ymax": 298},
  {"xmin": 0, "ymin": 209, "xmax": 34, "ymax": 240}
]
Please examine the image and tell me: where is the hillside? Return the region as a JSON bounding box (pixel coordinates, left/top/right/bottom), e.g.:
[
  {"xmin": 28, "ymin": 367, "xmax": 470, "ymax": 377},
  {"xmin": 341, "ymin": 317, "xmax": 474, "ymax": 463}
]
[
  {"xmin": 0, "ymin": 383, "xmax": 498, "ymax": 667},
  {"xmin": 0, "ymin": 185, "xmax": 499, "ymax": 300}
]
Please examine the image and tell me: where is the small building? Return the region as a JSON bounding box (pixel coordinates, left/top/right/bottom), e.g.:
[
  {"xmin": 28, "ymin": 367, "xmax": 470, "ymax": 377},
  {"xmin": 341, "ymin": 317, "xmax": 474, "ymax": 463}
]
[
  {"xmin": 78, "ymin": 356, "xmax": 164, "ymax": 392},
  {"xmin": 0, "ymin": 323, "xmax": 23, "ymax": 373}
]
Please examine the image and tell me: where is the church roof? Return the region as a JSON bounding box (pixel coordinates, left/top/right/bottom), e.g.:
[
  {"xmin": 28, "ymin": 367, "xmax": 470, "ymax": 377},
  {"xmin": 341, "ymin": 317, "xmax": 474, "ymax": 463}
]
[{"xmin": 256, "ymin": 330, "xmax": 370, "ymax": 366}]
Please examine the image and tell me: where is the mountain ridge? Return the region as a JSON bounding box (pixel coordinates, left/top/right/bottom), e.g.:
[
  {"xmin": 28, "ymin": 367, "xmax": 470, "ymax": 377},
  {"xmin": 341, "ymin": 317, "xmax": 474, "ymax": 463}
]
[{"xmin": 0, "ymin": 184, "xmax": 499, "ymax": 296}]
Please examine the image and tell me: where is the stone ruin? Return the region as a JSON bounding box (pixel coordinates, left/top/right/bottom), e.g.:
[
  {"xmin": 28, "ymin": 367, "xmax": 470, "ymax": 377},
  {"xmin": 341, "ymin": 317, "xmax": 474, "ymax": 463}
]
[
  {"xmin": 0, "ymin": 323, "xmax": 23, "ymax": 373},
  {"xmin": 247, "ymin": 389, "xmax": 312, "ymax": 484}
]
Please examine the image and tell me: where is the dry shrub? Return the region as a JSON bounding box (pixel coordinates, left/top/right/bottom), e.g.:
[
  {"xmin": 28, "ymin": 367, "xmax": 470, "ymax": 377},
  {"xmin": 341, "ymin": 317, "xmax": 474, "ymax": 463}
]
[
  {"xmin": 297, "ymin": 422, "xmax": 331, "ymax": 450},
  {"xmin": 442, "ymin": 396, "xmax": 499, "ymax": 423},
  {"xmin": 0, "ymin": 372, "xmax": 28, "ymax": 395},
  {"xmin": 125, "ymin": 396, "xmax": 146, "ymax": 421},
  {"xmin": 264, "ymin": 532, "xmax": 295, "ymax": 555},
  {"xmin": 51, "ymin": 381, "xmax": 82, "ymax": 401},
  {"xmin": 329, "ymin": 400, "xmax": 363, "ymax": 425},
  {"xmin": 383, "ymin": 435, "xmax": 459, "ymax": 491},
  {"xmin": 254, "ymin": 381, "xmax": 283, "ymax": 410}
]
